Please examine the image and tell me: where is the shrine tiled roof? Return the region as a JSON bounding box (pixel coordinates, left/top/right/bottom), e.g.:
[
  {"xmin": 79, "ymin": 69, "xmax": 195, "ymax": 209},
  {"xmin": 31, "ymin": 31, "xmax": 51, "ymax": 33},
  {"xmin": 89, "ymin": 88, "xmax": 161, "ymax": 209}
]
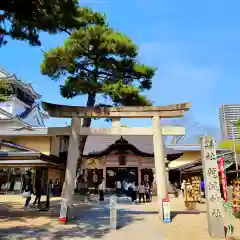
[
  {"xmin": 83, "ymin": 137, "xmax": 230, "ymax": 156},
  {"xmin": 83, "ymin": 135, "xmax": 184, "ymax": 156}
]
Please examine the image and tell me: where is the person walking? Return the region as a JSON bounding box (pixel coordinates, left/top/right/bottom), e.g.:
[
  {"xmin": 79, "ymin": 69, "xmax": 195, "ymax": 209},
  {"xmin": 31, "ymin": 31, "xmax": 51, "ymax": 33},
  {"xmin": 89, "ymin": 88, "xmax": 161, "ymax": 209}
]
[
  {"xmin": 23, "ymin": 179, "xmax": 33, "ymax": 208},
  {"xmin": 33, "ymin": 177, "xmax": 42, "ymax": 206},
  {"xmin": 98, "ymin": 179, "xmax": 105, "ymax": 201},
  {"xmin": 138, "ymin": 182, "xmax": 145, "ymax": 203},
  {"xmin": 200, "ymin": 180, "xmax": 205, "ymax": 198}
]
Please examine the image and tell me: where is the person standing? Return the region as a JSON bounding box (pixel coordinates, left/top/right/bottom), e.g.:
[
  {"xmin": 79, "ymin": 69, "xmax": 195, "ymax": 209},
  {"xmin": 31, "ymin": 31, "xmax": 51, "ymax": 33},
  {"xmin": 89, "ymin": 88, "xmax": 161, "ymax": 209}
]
[
  {"xmin": 93, "ymin": 171, "xmax": 98, "ymax": 193},
  {"xmin": 127, "ymin": 181, "xmax": 133, "ymax": 200},
  {"xmin": 123, "ymin": 180, "xmax": 128, "ymax": 197},
  {"xmin": 138, "ymin": 182, "xmax": 145, "ymax": 203},
  {"xmin": 54, "ymin": 178, "xmax": 60, "ymax": 196},
  {"xmin": 33, "ymin": 177, "xmax": 42, "ymax": 206},
  {"xmin": 98, "ymin": 179, "xmax": 105, "ymax": 201},
  {"xmin": 131, "ymin": 181, "xmax": 137, "ymax": 203},
  {"xmin": 48, "ymin": 178, "xmax": 53, "ymax": 197},
  {"xmin": 181, "ymin": 180, "xmax": 186, "ymax": 197},
  {"xmin": 145, "ymin": 183, "xmax": 151, "ymax": 202},
  {"xmin": 116, "ymin": 180, "xmax": 121, "ymax": 197}
]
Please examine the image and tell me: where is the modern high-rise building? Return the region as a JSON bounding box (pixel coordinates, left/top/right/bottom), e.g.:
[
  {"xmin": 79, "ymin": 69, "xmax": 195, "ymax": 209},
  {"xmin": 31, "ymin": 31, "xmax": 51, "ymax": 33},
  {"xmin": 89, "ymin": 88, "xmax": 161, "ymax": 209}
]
[{"xmin": 219, "ymin": 104, "xmax": 240, "ymax": 140}]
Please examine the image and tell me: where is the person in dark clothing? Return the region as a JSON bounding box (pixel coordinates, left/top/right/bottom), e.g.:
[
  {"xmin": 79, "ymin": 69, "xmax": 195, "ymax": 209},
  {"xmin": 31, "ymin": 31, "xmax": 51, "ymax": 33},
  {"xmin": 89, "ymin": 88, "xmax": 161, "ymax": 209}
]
[
  {"xmin": 53, "ymin": 178, "xmax": 60, "ymax": 196},
  {"xmin": 24, "ymin": 179, "xmax": 33, "ymax": 208},
  {"xmin": 131, "ymin": 182, "xmax": 137, "ymax": 203},
  {"xmin": 48, "ymin": 178, "xmax": 53, "ymax": 196},
  {"xmin": 145, "ymin": 183, "xmax": 151, "ymax": 202},
  {"xmin": 128, "ymin": 181, "xmax": 133, "ymax": 200},
  {"xmin": 33, "ymin": 177, "xmax": 42, "ymax": 206}
]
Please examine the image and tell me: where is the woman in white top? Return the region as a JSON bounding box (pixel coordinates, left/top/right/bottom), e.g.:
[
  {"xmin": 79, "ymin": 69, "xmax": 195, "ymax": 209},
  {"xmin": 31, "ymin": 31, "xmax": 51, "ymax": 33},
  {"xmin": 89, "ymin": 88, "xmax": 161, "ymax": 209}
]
[{"xmin": 116, "ymin": 180, "xmax": 121, "ymax": 196}]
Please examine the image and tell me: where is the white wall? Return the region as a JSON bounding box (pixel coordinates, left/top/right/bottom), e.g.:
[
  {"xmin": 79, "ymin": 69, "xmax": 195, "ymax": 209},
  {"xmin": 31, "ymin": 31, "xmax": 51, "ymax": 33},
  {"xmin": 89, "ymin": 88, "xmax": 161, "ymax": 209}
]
[
  {"xmin": 11, "ymin": 99, "xmax": 27, "ymax": 116},
  {"xmin": 0, "ymin": 102, "xmax": 13, "ymax": 114},
  {"xmin": 0, "ymin": 99, "xmax": 26, "ymax": 116},
  {"xmin": 50, "ymin": 136, "xmax": 60, "ymax": 156}
]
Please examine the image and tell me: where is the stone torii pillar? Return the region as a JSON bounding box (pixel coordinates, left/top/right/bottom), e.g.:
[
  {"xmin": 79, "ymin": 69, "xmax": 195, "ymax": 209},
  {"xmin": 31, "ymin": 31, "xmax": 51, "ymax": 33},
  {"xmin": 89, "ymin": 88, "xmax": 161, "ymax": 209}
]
[
  {"xmin": 152, "ymin": 116, "xmax": 168, "ymax": 216},
  {"xmin": 41, "ymin": 101, "xmax": 191, "ymax": 221},
  {"xmin": 60, "ymin": 117, "xmax": 82, "ymax": 222}
]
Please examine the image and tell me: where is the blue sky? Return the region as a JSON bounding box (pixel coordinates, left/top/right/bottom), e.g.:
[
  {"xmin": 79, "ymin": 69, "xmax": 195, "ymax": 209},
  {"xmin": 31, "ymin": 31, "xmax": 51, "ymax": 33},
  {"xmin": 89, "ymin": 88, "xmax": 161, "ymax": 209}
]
[{"xmin": 1, "ymin": 0, "xmax": 240, "ymax": 135}]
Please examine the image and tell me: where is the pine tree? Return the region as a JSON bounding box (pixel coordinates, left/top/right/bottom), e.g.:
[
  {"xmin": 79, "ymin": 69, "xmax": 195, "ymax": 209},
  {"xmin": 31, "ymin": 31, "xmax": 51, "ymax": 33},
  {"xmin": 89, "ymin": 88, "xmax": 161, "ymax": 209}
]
[
  {"xmin": 41, "ymin": 10, "xmax": 156, "ymax": 161},
  {"xmin": 0, "ymin": 1, "xmax": 104, "ymax": 46}
]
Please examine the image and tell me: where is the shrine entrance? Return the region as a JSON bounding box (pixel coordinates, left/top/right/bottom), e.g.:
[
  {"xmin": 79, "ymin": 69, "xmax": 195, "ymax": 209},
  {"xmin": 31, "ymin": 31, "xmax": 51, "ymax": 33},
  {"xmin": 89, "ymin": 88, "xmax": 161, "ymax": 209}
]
[
  {"xmin": 117, "ymin": 167, "xmax": 138, "ymax": 184},
  {"xmin": 41, "ymin": 101, "xmax": 190, "ymax": 221},
  {"xmin": 105, "ymin": 167, "xmax": 138, "ymax": 188}
]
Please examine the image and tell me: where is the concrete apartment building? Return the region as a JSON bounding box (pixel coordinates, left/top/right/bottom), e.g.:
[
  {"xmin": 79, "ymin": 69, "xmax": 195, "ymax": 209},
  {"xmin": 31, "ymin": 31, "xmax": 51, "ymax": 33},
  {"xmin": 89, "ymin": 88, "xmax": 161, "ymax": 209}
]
[{"xmin": 219, "ymin": 104, "xmax": 240, "ymax": 139}]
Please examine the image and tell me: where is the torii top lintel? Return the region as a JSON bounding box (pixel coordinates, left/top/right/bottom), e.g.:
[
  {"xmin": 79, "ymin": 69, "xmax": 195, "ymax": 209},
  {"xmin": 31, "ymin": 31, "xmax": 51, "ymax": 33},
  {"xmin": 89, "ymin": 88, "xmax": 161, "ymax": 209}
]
[{"xmin": 41, "ymin": 102, "xmax": 191, "ymax": 118}]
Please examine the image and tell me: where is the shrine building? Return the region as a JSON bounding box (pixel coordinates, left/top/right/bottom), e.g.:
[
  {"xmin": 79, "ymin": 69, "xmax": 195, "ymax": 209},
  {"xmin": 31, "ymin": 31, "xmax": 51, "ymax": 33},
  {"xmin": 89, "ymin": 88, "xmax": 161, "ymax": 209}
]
[{"xmin": 60, "ymin": 135, "xmax": 183, "ymax": 189}]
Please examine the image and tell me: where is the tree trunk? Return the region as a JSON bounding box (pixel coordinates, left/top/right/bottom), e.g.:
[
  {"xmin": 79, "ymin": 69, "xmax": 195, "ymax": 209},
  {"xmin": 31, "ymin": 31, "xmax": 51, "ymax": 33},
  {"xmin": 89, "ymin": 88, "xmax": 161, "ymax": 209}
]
[{"xmin": 77, "ymin": 93, "xmax": 96, "ymax": 172}]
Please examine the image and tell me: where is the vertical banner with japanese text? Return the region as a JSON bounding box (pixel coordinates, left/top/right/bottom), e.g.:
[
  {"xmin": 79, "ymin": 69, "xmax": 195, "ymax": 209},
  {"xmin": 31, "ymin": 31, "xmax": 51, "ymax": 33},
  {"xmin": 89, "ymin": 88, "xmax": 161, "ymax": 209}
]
[
  {"xmin": 200, "ymin": 136, "xmax": 225, "ymax": 238},
  {"xmin": 218, "ymin": 156, "xmax": 228, "ymax": 202}
]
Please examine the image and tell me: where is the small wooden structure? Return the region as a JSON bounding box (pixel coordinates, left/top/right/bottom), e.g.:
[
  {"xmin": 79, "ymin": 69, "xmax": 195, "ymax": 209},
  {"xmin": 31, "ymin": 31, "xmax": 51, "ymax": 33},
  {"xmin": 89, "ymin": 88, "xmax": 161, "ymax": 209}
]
[
  {"xmin": 232, "ymin": 179, "xmax": 240, "ymax": 217},
  {"xmin": 184, "ymin": 176, "xmax": 201, "ymax": 210}
]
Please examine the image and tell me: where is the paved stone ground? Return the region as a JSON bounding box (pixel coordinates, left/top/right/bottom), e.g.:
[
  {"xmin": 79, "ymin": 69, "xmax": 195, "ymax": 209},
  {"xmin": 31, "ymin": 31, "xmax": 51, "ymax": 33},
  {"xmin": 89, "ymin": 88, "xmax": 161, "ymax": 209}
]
[
  {"xmin": 159, "ymin": 195, "xmax": 240, "ymax": 240},
  {"xmin": 0, "ymin": 194, "xmax": 239, "ymax": 239}
]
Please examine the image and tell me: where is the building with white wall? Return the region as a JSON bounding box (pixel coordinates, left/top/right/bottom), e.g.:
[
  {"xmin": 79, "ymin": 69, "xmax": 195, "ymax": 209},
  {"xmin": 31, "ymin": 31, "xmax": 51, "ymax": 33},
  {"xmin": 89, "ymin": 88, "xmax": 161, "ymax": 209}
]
[{"xmin": 219, "ymin": 104, "xmax": 240, "ymax": 140}]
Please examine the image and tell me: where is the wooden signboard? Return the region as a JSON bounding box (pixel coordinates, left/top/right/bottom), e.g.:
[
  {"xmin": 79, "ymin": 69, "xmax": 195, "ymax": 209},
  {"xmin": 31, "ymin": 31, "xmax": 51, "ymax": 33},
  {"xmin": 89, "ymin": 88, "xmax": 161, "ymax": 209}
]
[{"xmin": 200, "ymin": 136, "xmax": 225, "ymax": 238}]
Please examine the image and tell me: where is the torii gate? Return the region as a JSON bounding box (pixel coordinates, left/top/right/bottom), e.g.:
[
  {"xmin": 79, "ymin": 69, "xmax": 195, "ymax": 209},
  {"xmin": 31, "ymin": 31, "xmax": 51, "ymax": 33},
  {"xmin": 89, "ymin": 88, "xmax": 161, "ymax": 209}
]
[{"xmin": 42, "ymin": 101, "xmax": 191, "ymax": 221}]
